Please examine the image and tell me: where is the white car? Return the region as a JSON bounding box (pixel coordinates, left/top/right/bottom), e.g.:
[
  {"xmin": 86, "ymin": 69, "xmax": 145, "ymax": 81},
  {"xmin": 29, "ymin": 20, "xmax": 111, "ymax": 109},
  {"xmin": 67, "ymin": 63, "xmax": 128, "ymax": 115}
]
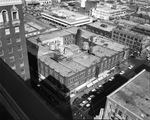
[
  {"xmin": 128, "ymin": 65, "xmax": 133, "ymax": 69},
  {"xmin": 86, "ymin": 104, "xmax": 90, "ymax": 108},
  {"xmin": 87, "ymin": 95, "xmax": 95, "ymax": 101},
  {"xmin": 109, "ymin": 77, "xmax": 114, "ymax": 81},
  {"xmin": 120, "ymin": 71, "xmax": 125, "ymax": 75}
]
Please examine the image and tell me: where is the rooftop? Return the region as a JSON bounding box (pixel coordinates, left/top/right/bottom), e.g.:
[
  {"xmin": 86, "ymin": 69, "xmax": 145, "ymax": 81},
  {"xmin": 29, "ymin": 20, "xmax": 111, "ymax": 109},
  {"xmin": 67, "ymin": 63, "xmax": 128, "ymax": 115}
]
[
  {"xmin": 109, "ymin": 69, "xmax": 150, "ymax": 120},
  {"xmin": 39, "ymin": 29, "xmax": 71, "ymax": 43},
  {"xmin": 88, "ymin": 22, "xmax": 116, "ymax": 32},
  {"xmin": 39, "ymin": 55, "xmax": 76, "ymax": 77},
  {"xmin": 42, "ymin": 9, "xmax": 90, "ymax": 24},
  {"xmin": 96, "ymin": 5, "xmax": 127, "ymax": 12},
  {"xmin": 60, "ymin": 59, "xmax": 85, "ymax": 73},
  {"xmin": 72, "ymin": 52, "xmax": 101, "ymax": 67},
  {"xmin": 92, "ymin": 45, "xmax": 117, "ymax": 58},
  {"xmin": 94, "ymin": 36, "xmax": 129, "ymax": 52},
  {"xmin": 117, "ymin": 19, "xmax": 138, "ymax": 26}
]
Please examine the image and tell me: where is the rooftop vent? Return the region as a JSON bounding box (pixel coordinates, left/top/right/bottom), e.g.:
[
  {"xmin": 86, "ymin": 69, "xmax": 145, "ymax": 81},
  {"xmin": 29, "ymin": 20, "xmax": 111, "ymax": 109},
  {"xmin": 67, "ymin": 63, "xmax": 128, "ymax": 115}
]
[{"xmin": 100, "ymin": 24, "xmax": 107, "ymax": 28}]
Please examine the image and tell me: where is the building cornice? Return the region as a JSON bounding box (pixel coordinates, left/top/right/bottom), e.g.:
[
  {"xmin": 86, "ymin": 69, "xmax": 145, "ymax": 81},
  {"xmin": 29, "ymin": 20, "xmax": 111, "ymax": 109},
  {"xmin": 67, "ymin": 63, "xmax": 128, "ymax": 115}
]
[{"xmin": 0, "ymin": 0, "xmax": 22, "ymax": 6}]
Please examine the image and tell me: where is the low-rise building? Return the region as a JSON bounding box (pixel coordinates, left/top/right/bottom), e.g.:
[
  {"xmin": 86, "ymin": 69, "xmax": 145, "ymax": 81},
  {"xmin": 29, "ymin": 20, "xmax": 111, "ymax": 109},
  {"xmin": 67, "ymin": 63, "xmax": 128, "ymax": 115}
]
[
  {"xmin": 111, "ymin": 26, "xmax": 150, "ymax": 55},
  {"xmin": 86, "ymin": 21, "xmax": 116, "ymax": 38},
  {"xmin": 27, "ymin": 27, "xmax": 129, "ymax": 95},
  {"xmin": 103, "ymin": 69, "xmax": 150, "ymax": 120},
  {"xmin": 91, "ymin": 4, "xmax": 127, "ymax": 20},
  {"xmin": 41, "ymin": 9, "xmax": 93, "ymax": 27}
]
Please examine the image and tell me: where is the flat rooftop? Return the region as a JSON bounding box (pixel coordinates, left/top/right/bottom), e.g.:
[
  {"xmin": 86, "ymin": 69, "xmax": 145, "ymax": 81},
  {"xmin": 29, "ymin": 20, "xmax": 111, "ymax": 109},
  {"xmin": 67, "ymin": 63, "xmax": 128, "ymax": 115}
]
[
  {"xmin": 117, "ymin": 19, "xmax": 138, "ymax": 26},
  {"xmin": 60, "ymin": 59, "xmax": 85, "ymax": 73},
  {"xmin": 39, "ymin": 29, "xmax": 71, "ymax": 43},
  {"xmin": 109, "ymin": 69, "xmax": 150, "ymax": 120},
  {"xmin": 72, "ymin": 52, "xmax": 101, "ymax": 67},
  {"xmin": 88, "ymin": 22, "xmax": 116, "ymax": 32},
  {"xmin": 42, "ymin": 9, "xmax": 90, "ymax": 24},
  {"xmin": 96, "ymin": 5, "xmax": 126, "ymax": 12},
  {"xmin": 94, "ymin": 36, "xmax": 129, "ymax": 52},
  {"xmin": 92, "ymin": 45, "xmax": 117, "ymax": 58},
  {"xmin": 27, "ymin": 36, "xmax": 52, "ymax": 57},
  {"xmin": 39, "ymin": 55, "xmax": 76, "ymax": 77}
]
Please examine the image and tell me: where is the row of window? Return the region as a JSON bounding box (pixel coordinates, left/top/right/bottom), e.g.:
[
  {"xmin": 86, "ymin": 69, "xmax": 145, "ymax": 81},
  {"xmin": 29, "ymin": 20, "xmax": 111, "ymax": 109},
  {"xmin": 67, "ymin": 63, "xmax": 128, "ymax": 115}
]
[
  {"xmin": 0, "ymin": 6, "xmax": 19, "ymax": 23},
  {"xmin": 5, "ymin": 27, "xmax": 20, "ymax": 35},
  {"xmin": 0, "ymin": 50, "xmax": 23, "ymax": 61},
  {"xmin": 68, "ymin": 72, "xmax": 85, "ymax": 85},
  {"xmin": 11, "ymin": 61, "xmax": 25, "ymax": 70},
  {"xmin": 0, "ymin": 44, "xmax": 22, "ymax": 54},
  {"xmin": 0, "ymin": 38, "xmax": 21, "ymax": 47}
]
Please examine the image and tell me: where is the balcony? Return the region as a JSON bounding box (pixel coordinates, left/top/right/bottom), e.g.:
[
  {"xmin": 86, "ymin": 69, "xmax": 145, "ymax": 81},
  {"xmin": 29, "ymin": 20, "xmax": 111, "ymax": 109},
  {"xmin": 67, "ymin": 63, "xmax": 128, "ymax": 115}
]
[
  {"xmin": 0, "ymin": 22, "xmax": 10, "ymax": 29},
  {"xmin": 12, "ymin": 19, "xmax": 20, "ymax": 26}
]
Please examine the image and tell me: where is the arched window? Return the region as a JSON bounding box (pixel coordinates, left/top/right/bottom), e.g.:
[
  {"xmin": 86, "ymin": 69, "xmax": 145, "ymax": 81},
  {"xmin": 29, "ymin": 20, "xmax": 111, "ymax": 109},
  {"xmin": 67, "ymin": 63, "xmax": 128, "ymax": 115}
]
[
  {"xmin": 1, "ymin": 10, "xmax": 9, "ymax": 23},
  {"xmin": 11, "ymin": 5, "xmax": 19, "ymax": 20}
]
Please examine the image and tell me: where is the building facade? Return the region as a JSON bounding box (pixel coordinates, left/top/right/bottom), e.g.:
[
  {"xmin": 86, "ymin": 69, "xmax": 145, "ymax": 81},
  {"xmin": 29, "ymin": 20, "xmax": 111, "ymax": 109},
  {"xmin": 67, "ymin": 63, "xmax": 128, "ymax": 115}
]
[
  {"xmin": 86, "ymin": 22, "xmax": 116, "ymax": 38},
  {"xmin": 91, "ymin": 4, "xmax": 127, "ymax": 20},
  {"xmin": 111, "ymin": 27, "xmax": 150, "ymax": 55},
  {"xmin": 0, "ymin": 0, "xmax": 30, "ymax": 81}
]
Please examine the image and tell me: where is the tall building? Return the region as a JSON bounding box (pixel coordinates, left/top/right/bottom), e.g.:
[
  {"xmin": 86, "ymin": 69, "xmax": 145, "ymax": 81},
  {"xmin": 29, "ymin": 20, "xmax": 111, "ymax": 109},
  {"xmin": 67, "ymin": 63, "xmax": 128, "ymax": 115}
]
[
  {"xmin": 0, "ymin": 0, "xmax": 30, "ymax": 82},
  {"xmin": 103, "ymin": 69, "xmax": 150, "ymax": 120},
  {"xmin": 0, "ymin": 58, "xmax": 64, "ymax": 120}
]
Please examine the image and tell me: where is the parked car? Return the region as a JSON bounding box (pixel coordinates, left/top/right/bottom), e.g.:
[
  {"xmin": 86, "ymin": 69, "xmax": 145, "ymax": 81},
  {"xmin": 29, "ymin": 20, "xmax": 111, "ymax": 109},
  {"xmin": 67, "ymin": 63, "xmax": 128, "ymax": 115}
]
[
  {"xmin": 128, "ymin": 65, "xmax": 133, "ymax": 69},
  {"xmin": 120, "ymin": 71, "xmax": 125, "ymax": 75}
]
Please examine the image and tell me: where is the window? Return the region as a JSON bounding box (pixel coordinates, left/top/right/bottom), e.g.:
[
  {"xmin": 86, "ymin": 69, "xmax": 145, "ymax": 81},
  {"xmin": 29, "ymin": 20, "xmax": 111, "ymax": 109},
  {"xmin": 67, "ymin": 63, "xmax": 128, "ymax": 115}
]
[
  {"xmin": 16, "ymin": 37, "xmax": 21, "ymax": 42},
  {"xmin": 11, "ymin": 64, "xmax": 16, "ymax": 70},
  {"xmin": 2, "ymin": 10, "xmax": 9, "ymax": 23},
  {"xmin": 0, "ymin": 49, "xmax": 4, "ymax": 56},
  {"xmin": 10, "ymin": 56, "xmax": 15, "ymax": 62},
  {"xmin": 92, "ymin": 66, "xmax": 96, "ymax": 72},
  {"xmin": 88, "ymin": 68, "xmax": 91, "ymax": 74},
  {"xmin": 8, "ymin": 47, "xmax": 13, "ymax": 54},
  {"xmin": 18, "ymin": 45, "xmax": 22, "ymax": 51},
  {"xmin": 18, "ymin": 53, "xmax": 23, "ymax": 59},
  {"xmin": 15, "ymin": 27, "xmax": 19, "ymax": 33},
  {"xmin": 20, "ymin": 61, "xmax": 24, "ymax": 67},
  {"xmin": 12, "ymin": 11, "xmax": 17, "ymax": 20},
  {"xmin": 5, "ymin": 29, "xmax": 10, "ymax": 35},
  {"xmin": 7, "ymin": 38, "xmax": 12, "ymax": 44},
  {"xmin": 0, "ymin": 41, "xmax": 2, "ymax": 47},
  {"xmin": 21, "ymin": 69, "xmax": 25, "ymax": 74},
  {"xmin": 11, "ymin": 5, "xmax": 19, "ymax": 20}
]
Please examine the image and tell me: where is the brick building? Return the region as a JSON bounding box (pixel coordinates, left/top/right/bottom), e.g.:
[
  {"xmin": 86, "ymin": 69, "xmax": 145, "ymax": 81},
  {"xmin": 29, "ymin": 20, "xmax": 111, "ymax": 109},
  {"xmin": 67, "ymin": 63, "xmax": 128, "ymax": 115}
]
[
  {"xmin": 27, "ymin": 27, "xmax": 129, "ymax": 95},
  {"xmin": 111, "ymin": 26, "xmax": 150, "ymax": 55},
  {"xmin": 103, "ymin": 69, "xmax": 150, "ymax": 120},
  {"xmin": 86, "ymin": 22, "xmax": 116, "ymax": 39},
  {"xmin": 0, "ymin": 0, "xmax": 30, "ymax": 81}
]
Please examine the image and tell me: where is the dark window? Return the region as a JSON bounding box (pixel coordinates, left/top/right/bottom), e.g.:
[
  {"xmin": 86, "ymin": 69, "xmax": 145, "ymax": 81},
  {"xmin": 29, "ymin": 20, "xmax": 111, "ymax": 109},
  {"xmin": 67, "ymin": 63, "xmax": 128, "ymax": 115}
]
[
  {"xmin": 2, "ymin": 11, "xmax": 7, "ymax": 22},
  {"xmin": 13, "ymin": 12, "xmax": 17, "ymax": 20}
]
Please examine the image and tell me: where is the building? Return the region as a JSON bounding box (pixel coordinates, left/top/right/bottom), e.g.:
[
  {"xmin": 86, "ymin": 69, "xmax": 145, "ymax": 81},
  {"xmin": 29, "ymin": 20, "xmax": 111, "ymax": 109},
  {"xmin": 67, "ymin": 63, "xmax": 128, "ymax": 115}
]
[
  {"xmin": 41, "ymin": 9, "xmax": 93, "ymax": 27},
  {"xmin": 27, "ymin": 27, "xmax": 129, "ymax": 95},
  {"xmin": 86, "ymin": 21, "xmax": 116, "ymax": 38},
  {"xmin": 0, "ymin": 0, "xmax": 30, "ymax": 81},
  {"xmin": 111, "ymin": 26, "xmax": 150, "ymax": 55},
  {"xmin": 0, "ymin": 58, "xmax": 64, "ymax": 120},
  {"xmin": 103, "ymin": 69, "xmax": 150, "ymax": 120},
  {"xmin": 91, "ymin": 3, "xmax": 127, "ymax": 20},
  {"xmin": 129, "ymin": 13, "xmax": 150, "ymax": 24}
]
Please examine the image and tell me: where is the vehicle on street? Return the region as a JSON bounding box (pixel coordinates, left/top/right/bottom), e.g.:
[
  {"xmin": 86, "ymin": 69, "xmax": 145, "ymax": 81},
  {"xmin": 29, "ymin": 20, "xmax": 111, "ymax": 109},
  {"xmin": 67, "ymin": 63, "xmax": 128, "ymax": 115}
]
[
  {"xmin": 120, "ymin": 71, "xmax": 125, "ymax": 75},
  {"xmin": 108, "ymin": 76, "xmax": 114, "ymax": 81},
  {"xmin": 128, "ymin": 65, "xmax": 133, "ymax": 69}
]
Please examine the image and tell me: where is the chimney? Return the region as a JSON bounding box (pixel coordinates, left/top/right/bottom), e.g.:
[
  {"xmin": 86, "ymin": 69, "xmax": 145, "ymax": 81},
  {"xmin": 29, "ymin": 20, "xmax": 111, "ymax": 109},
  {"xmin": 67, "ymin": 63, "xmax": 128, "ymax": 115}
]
[{"xmin": 75, "ymin": 29, "xmax": 83, "ymax": 49}]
